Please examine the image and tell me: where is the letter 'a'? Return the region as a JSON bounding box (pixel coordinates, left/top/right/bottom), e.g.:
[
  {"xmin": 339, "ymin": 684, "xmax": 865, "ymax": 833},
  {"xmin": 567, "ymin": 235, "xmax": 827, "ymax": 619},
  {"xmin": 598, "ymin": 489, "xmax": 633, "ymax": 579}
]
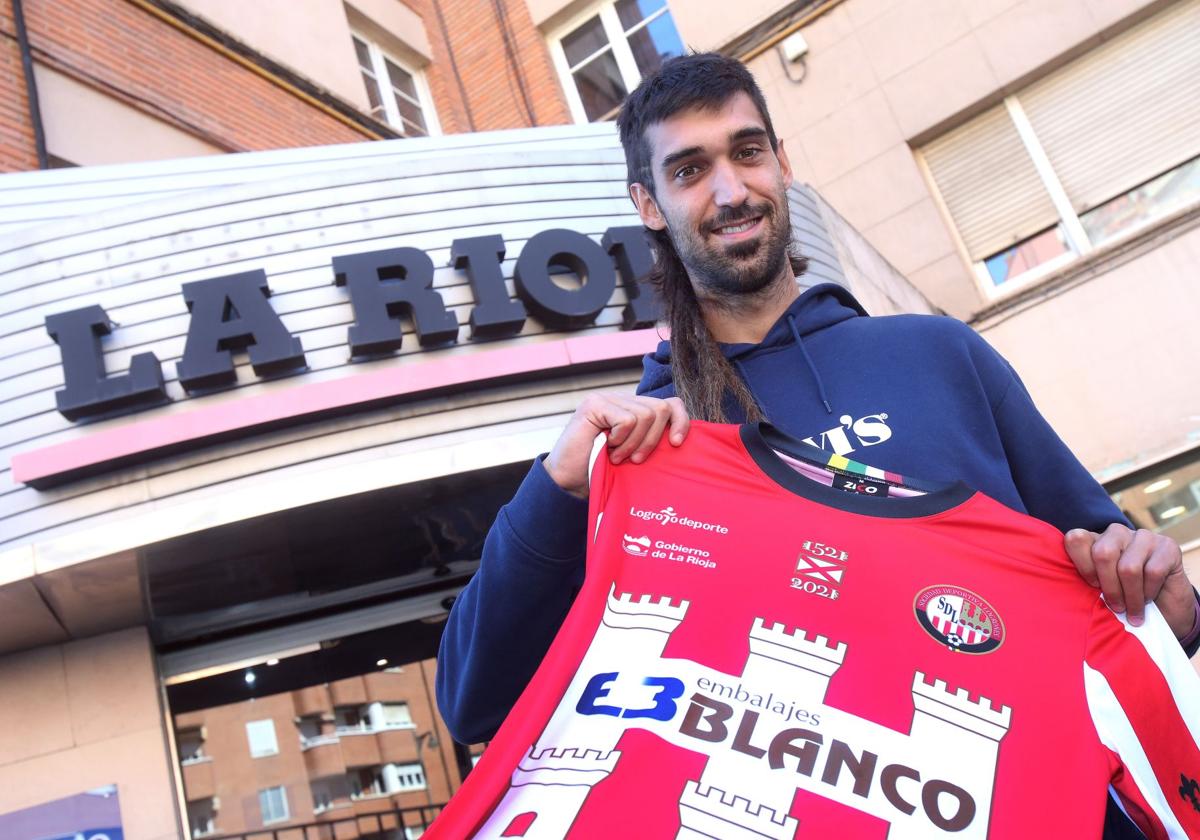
[{"xmin": 176, "ymin": 270, "xmax": 306, "ymax": 391}]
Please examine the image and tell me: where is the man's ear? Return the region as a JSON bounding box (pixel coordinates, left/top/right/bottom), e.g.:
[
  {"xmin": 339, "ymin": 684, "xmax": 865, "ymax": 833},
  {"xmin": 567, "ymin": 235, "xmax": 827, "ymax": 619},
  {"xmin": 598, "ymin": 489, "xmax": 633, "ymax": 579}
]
[
  {"xmin": 630, "ymin": 183, "xmax": 667, "ymax": 231},
  {"xmin": 776, "ymin": 139, "xmax": 794, "ymax": 190}
]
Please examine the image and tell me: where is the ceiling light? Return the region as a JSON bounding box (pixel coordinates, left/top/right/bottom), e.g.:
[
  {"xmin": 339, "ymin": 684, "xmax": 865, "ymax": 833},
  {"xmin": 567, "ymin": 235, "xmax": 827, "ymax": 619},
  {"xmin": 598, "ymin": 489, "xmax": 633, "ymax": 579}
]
[
  {"xmin": 376, "ymin": 658, "xmax": 389, "ymax": 667},
  {"xmin": 1160, "ymin": 506, "xmax": 1187, "ymax": 520},
  {"xmin": 1143, "ymin": 479, "xmax": 1172, "ymax": 494},
  {"xmin": 266, "ymin": 658, "xmax": 279, "ymax": 666},
  {"xmin": 244, "ymin": 670, "xmax": 256, "ymax": 685}
]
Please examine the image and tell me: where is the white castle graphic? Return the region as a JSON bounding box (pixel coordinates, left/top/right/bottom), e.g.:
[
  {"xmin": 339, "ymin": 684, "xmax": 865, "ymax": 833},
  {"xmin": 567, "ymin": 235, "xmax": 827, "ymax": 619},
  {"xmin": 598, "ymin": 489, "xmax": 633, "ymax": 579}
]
[{"xmin": 475, "ymin": 587, "xmax": 1012, "ymax": 839}]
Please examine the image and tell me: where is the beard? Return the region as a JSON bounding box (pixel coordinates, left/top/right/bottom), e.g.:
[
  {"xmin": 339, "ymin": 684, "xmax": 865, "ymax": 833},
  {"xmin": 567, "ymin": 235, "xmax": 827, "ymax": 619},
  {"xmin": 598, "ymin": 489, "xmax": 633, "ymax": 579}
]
[{"xmin": 667, "ymin": 197, "xmax": 793, "ymax": 302}]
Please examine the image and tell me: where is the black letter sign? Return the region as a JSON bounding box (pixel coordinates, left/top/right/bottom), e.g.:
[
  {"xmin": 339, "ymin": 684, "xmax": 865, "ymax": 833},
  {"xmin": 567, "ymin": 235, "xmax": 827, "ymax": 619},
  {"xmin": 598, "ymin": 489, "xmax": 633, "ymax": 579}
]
[
  {"xmin": 451, "ymin": 234, "xmax": 527, "ymax": 339},
  {"xmin": 176, "ymin": 270, "xmax": 306, "ymax": 391},
  {"xmin": 603, "ymin": 225, "xmax": 662, "ymax": 329},
  {"xmin": 333, "ymin": 248, "xmax": 459, "ymax": 355},
  {"xmin": 45, "ymin": 305, "xmax": 169, "ymax": 420},
  {"xmin": 513, "ymin": 229, "xmax": 615, "ymax": 329}
]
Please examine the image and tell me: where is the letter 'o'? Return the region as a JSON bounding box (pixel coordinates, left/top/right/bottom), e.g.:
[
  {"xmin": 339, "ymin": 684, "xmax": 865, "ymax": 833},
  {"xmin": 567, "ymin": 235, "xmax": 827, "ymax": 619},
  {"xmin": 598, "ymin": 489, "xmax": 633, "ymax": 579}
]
[{"xmin": 514, "ymin": 229, "xmax": 615, "ymax": 329}]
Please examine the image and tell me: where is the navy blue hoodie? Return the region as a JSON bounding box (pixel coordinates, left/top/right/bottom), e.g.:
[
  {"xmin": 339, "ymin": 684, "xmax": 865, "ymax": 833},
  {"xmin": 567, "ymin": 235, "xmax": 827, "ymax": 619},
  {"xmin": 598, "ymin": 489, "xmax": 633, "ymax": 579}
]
[{"xmin": 436, "ymin": 283, "xmax": 1132, "ymax": 744}]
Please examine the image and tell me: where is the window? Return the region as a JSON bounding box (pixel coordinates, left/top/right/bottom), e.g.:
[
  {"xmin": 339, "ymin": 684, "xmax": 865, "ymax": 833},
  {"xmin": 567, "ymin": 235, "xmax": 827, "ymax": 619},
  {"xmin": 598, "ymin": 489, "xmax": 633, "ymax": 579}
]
[
  {"xmin": 352, "ymin": 34, "xmax": 438, "ymax": 137},
  {"xmin": 1108, "ymin": 448, "xmax": 1200, "ymax": 551},
  {"xmin": 334, "ymin": 705, "xmax": 369, "ymax": 733},
  {"xmin": 259, "ymin": 785, "xmax": 289, "ymax": 824},
  {"xmin": 245, "ymin": 719, "xmax": 279, "ymax": 758},
  {"xmin": 310, "ymin": 778, "xmax": 348, "ymax": 814},
  {"xmin": 347, "ymin": 763, "xmax": 426, "ymax": 797},
  {"xmin": 297, "ymin": 714, "xmax": 323, "ymax": 745},
  {"xmin": 177, "ymin": 726, "xmax": 207, "ymax": 764},
  {"xmin": 392, "ymin": 762, "xmax": 427, "ymax": 792},
  {"xmin": 550, "ymin": 0, "xmax": 684, "ymax": 122},
  {"xmin": 186, "ymin": 798, "xmax": 217, "ymax": 838},
  {"xmin": 921, "ymin": 1, "xmax": 1200, "ymax": 294},
  {"xmin": 380, "ymin": 702, "xmax": 413, "ymax": 728},
  {"xmin": 349, "ymin": 766, "xmax": 386, "ymax": 799}
]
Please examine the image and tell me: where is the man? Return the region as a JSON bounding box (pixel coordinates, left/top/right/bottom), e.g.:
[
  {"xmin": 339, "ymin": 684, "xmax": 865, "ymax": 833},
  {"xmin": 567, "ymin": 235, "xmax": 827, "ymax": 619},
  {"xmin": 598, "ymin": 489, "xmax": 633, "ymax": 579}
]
[{"xmin": 436, "ymin": 51, "xmax": 1197, "ymax": 779}]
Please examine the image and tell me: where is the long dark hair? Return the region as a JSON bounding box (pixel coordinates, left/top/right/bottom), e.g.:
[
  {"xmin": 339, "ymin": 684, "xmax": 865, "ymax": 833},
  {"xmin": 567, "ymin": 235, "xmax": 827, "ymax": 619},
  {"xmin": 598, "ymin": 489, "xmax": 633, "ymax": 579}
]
[
  {"xmin": 646, "ymin": 227, "xmax": 807, "ymax": 422},
  {"xmin": 618, "ymin": 53, "xmax": 807, "ymax": 422}
]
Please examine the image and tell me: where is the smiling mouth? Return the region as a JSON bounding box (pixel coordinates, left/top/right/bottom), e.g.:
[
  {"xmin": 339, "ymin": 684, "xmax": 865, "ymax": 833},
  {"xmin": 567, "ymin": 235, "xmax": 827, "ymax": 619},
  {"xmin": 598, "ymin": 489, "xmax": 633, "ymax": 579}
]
[{"xmin": 712, "ymin": 216, "xmax": 762, "ymax": 236}]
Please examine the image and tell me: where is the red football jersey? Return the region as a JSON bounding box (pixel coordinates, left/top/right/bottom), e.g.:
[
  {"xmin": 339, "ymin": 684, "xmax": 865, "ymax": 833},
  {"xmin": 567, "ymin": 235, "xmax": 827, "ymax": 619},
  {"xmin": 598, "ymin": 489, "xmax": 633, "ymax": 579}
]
[{"xmin": 431, "ymin": 422, "xmax": 1200, "ymax": 839}]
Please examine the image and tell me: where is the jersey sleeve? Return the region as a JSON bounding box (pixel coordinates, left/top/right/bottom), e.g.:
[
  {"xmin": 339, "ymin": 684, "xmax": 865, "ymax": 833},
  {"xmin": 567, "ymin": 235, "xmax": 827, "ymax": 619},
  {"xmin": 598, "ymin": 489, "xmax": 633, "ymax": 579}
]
[{"xmin": 1083, "ymin": 599, "xmax": 1200, "ymax": 839}]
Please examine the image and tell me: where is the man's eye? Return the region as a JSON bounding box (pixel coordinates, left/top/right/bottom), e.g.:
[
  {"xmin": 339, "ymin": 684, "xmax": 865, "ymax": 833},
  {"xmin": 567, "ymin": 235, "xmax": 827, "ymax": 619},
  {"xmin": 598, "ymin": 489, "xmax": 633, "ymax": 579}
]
[
  {"xmin": 737, "ymin": 146, "xmax": 763, "ymax": 159},
  {"xmin": 674, "ymin": 165, "xmax": 699, "ymax": 179}
]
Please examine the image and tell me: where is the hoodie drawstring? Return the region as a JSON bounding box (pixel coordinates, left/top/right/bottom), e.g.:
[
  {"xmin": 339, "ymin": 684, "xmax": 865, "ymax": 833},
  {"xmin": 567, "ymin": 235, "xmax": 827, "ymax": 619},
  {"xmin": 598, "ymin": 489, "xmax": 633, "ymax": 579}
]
[{"xmin": 788, "ymin": 313, "xmax": 833, "ymax": 415}]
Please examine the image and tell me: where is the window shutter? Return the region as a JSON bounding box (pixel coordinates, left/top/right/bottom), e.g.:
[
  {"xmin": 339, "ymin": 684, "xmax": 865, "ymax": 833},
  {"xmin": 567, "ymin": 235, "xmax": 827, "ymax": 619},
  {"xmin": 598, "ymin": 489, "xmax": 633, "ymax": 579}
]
[
  {"xmin": 921, "ymin": 105, "xmax": 1060, "ymax": 261},
  {"xmin": 1021, "ymin": 0, "xmax": 1200, "ymax": 213}
]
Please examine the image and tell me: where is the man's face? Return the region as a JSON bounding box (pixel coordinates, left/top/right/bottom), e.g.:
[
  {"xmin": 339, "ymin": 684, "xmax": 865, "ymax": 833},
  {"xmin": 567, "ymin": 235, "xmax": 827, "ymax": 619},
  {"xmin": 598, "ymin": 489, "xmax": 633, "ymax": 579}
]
[{"xmin": 632, "ymin": 92, "xmax": 794, "ymax": 300}]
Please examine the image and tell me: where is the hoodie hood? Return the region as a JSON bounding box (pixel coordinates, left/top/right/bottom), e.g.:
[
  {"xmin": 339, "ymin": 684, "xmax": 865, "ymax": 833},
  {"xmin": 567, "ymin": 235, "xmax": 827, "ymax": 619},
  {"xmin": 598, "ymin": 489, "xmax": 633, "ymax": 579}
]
[{"xmin": 639, "ymin": 282, "xmax": 868, "ymax": 395}]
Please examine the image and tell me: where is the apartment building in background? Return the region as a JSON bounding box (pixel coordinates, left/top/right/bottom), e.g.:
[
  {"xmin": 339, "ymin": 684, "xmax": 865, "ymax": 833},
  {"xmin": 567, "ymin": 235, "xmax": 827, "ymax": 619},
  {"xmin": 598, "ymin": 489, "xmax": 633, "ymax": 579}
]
[
  {"xmin": 0, "ymin": 0, "xmax": 1196, "ymax": 837},
  {"xmin": 175, "ymin": 660, "xmax": 466, "ymax": 836}
]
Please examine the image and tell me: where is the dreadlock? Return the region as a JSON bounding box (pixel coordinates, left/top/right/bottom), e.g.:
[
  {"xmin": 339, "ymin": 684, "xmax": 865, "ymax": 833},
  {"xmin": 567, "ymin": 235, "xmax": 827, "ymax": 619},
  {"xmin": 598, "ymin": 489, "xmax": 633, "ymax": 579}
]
[
  {"xmin": 646, "ymin": 228, "xmax": 807, "ymax": 423},
  {"xmin": 617, "ymin": 53, "xmax": 807, "ymax": 423}
]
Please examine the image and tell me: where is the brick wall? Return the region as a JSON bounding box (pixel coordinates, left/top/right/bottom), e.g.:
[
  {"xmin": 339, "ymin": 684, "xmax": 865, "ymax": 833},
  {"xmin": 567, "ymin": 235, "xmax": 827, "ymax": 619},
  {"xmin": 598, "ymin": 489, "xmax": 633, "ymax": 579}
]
[
  {"xmin": 4, "ymin": 0, "xmax": 370, "ymax": 173},
  {"xmin": 0, "ymin": 4, "xmax": 41, "ymax": 170},
  {"xmin": 0, "ymin": 0, "xmax": 575, "ymax": 175},
  {"xmin": 412, "ymin": 0, "xmax": 572, "ymax": 133}
]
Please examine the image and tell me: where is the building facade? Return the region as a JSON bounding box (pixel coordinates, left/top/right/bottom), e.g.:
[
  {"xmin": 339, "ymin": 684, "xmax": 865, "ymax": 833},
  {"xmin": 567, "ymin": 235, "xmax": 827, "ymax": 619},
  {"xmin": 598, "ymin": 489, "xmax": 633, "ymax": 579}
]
[{"xmin": 0, "ymin": 0, "xmax": 1196, "ymax": 837}]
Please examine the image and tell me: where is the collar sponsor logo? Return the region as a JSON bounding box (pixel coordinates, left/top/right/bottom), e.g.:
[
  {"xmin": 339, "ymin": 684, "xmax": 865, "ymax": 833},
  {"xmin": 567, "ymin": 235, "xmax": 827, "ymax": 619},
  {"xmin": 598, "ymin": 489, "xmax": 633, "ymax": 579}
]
[
  {"xmin": 628, "ymin": 505, "xmax": 729, "ymax": 534},
  {"xmin": 914, "ymin": 585, "xmax": 1005, "ymax": 655}
]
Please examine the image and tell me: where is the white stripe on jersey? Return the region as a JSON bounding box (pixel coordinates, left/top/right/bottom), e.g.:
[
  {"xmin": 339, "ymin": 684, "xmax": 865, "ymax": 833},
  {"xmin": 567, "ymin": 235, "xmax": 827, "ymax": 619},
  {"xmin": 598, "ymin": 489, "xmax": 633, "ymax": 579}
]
[
  {"xmin": 1109, "ymin": 601, "xmax": 1200, "ymax": 751},
  {"xmin": 1083, "ymin": 663, "xmax": 1188, "ymax": 839}
]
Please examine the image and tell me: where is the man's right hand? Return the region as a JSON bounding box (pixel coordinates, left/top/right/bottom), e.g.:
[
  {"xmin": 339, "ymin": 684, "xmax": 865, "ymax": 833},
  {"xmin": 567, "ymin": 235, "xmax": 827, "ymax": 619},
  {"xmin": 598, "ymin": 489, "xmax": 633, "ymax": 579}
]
[{"xmin": 543, "ymin": 393, "xmax": 691, "ymax": 498}]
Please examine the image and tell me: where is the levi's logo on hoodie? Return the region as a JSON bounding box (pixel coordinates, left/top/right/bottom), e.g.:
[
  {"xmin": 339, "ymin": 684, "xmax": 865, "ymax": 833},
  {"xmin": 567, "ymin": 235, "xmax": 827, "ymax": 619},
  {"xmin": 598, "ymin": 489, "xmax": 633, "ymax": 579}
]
[{"xmin": 801, "ymin": 412, "xmax": 893, "ymax": 457}]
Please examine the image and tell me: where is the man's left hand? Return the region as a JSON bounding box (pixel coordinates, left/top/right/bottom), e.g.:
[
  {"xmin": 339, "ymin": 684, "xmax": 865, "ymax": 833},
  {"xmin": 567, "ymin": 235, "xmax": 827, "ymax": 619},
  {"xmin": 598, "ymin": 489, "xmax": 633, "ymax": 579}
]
[{"xmin": 1065, "ymin": 524, "xmax": 1196, "ymax": 638}]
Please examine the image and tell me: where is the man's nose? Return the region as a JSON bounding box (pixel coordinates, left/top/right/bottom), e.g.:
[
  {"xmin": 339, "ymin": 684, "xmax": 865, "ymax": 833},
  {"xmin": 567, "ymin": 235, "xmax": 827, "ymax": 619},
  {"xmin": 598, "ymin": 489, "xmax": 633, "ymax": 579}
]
[{"xmin": 711, "ymin": 160, "xmax": 749, "ymax": 207}]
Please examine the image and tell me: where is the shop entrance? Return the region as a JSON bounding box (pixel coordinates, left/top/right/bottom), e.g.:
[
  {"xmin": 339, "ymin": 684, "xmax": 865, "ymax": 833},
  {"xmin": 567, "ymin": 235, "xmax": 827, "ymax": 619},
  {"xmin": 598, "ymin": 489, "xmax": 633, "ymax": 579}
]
[
  {"xmin": 168, "ymin": 618, "xmax": 472, "ymax": 839},
  {"xmin": 151, "ymin": 461, "xmax": 528, "ymax": 838}
]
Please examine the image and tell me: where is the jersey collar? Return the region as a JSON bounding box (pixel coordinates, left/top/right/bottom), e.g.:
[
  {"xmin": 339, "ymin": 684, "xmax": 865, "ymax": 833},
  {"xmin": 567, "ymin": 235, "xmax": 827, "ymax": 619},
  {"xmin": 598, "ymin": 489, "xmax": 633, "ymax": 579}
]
[{"xmin": 738, "ymin": 422, "xmax": 976, "ymax": 519}]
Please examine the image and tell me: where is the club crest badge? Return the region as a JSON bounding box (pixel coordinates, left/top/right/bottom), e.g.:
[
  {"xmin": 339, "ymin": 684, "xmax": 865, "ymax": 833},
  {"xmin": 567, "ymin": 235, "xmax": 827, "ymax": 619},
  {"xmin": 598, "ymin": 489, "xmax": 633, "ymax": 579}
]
[{"xmin": 914, "ymin": 585, "xmax": 1005, "ymax": 654}]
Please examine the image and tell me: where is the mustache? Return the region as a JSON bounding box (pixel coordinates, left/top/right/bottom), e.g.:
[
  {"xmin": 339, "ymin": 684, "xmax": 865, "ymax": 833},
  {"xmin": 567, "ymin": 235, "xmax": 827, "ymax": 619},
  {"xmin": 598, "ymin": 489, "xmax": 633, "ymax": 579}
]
[{"xmin": 703, "ymin": 202, "xmax": 774, "ymax": 234}]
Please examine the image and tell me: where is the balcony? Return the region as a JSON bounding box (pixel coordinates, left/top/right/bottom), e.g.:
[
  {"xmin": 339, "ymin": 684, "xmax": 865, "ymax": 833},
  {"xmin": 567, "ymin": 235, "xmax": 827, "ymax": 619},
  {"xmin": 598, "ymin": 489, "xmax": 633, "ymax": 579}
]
[
  {"xmin": 181, "ymin": 756, "xmax": 215, "ymax": 801},
  {"xmin": 292, "ymin": 685, "xmax": 331, "ymax": 717},
  {"xmin": 351, "ymin": 793, "xmax": 395, "ymax": 817},
  {"xmin": 339, "ymin": 731, "xmax": 382, "ymax": 768},
  {"xmin": 376, "ymin": 726, "xmax": 420, "ymax": 765},
  {"xmin": 302, "ymin": 736, "xmax": 345, "ymax": 778},
  {"xmin": 362, "ymin": 671, "xmax": 412, "ymax": 703},
  {"xmin": 330, "ymin": 677, "xmax": 368, "ymax": 707},
  {"xmin": 313, "ymin": 801, "xmax": 355, "ymax": 824}
]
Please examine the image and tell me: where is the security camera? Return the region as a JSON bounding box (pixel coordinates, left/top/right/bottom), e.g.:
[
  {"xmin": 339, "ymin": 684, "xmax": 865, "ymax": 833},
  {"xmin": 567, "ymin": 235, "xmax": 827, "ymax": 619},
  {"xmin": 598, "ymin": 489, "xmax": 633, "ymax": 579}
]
[{"xmin": 781, "ymin": 32, "xmax": 809, "ymax": 63}]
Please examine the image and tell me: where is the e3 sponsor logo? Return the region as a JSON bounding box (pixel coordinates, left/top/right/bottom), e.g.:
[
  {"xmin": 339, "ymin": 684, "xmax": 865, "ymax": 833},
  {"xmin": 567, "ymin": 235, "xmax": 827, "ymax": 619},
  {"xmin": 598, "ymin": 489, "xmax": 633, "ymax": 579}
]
[{"xmin": 576, "ymin": 671, "xmax": 685, "ymax": 721}]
